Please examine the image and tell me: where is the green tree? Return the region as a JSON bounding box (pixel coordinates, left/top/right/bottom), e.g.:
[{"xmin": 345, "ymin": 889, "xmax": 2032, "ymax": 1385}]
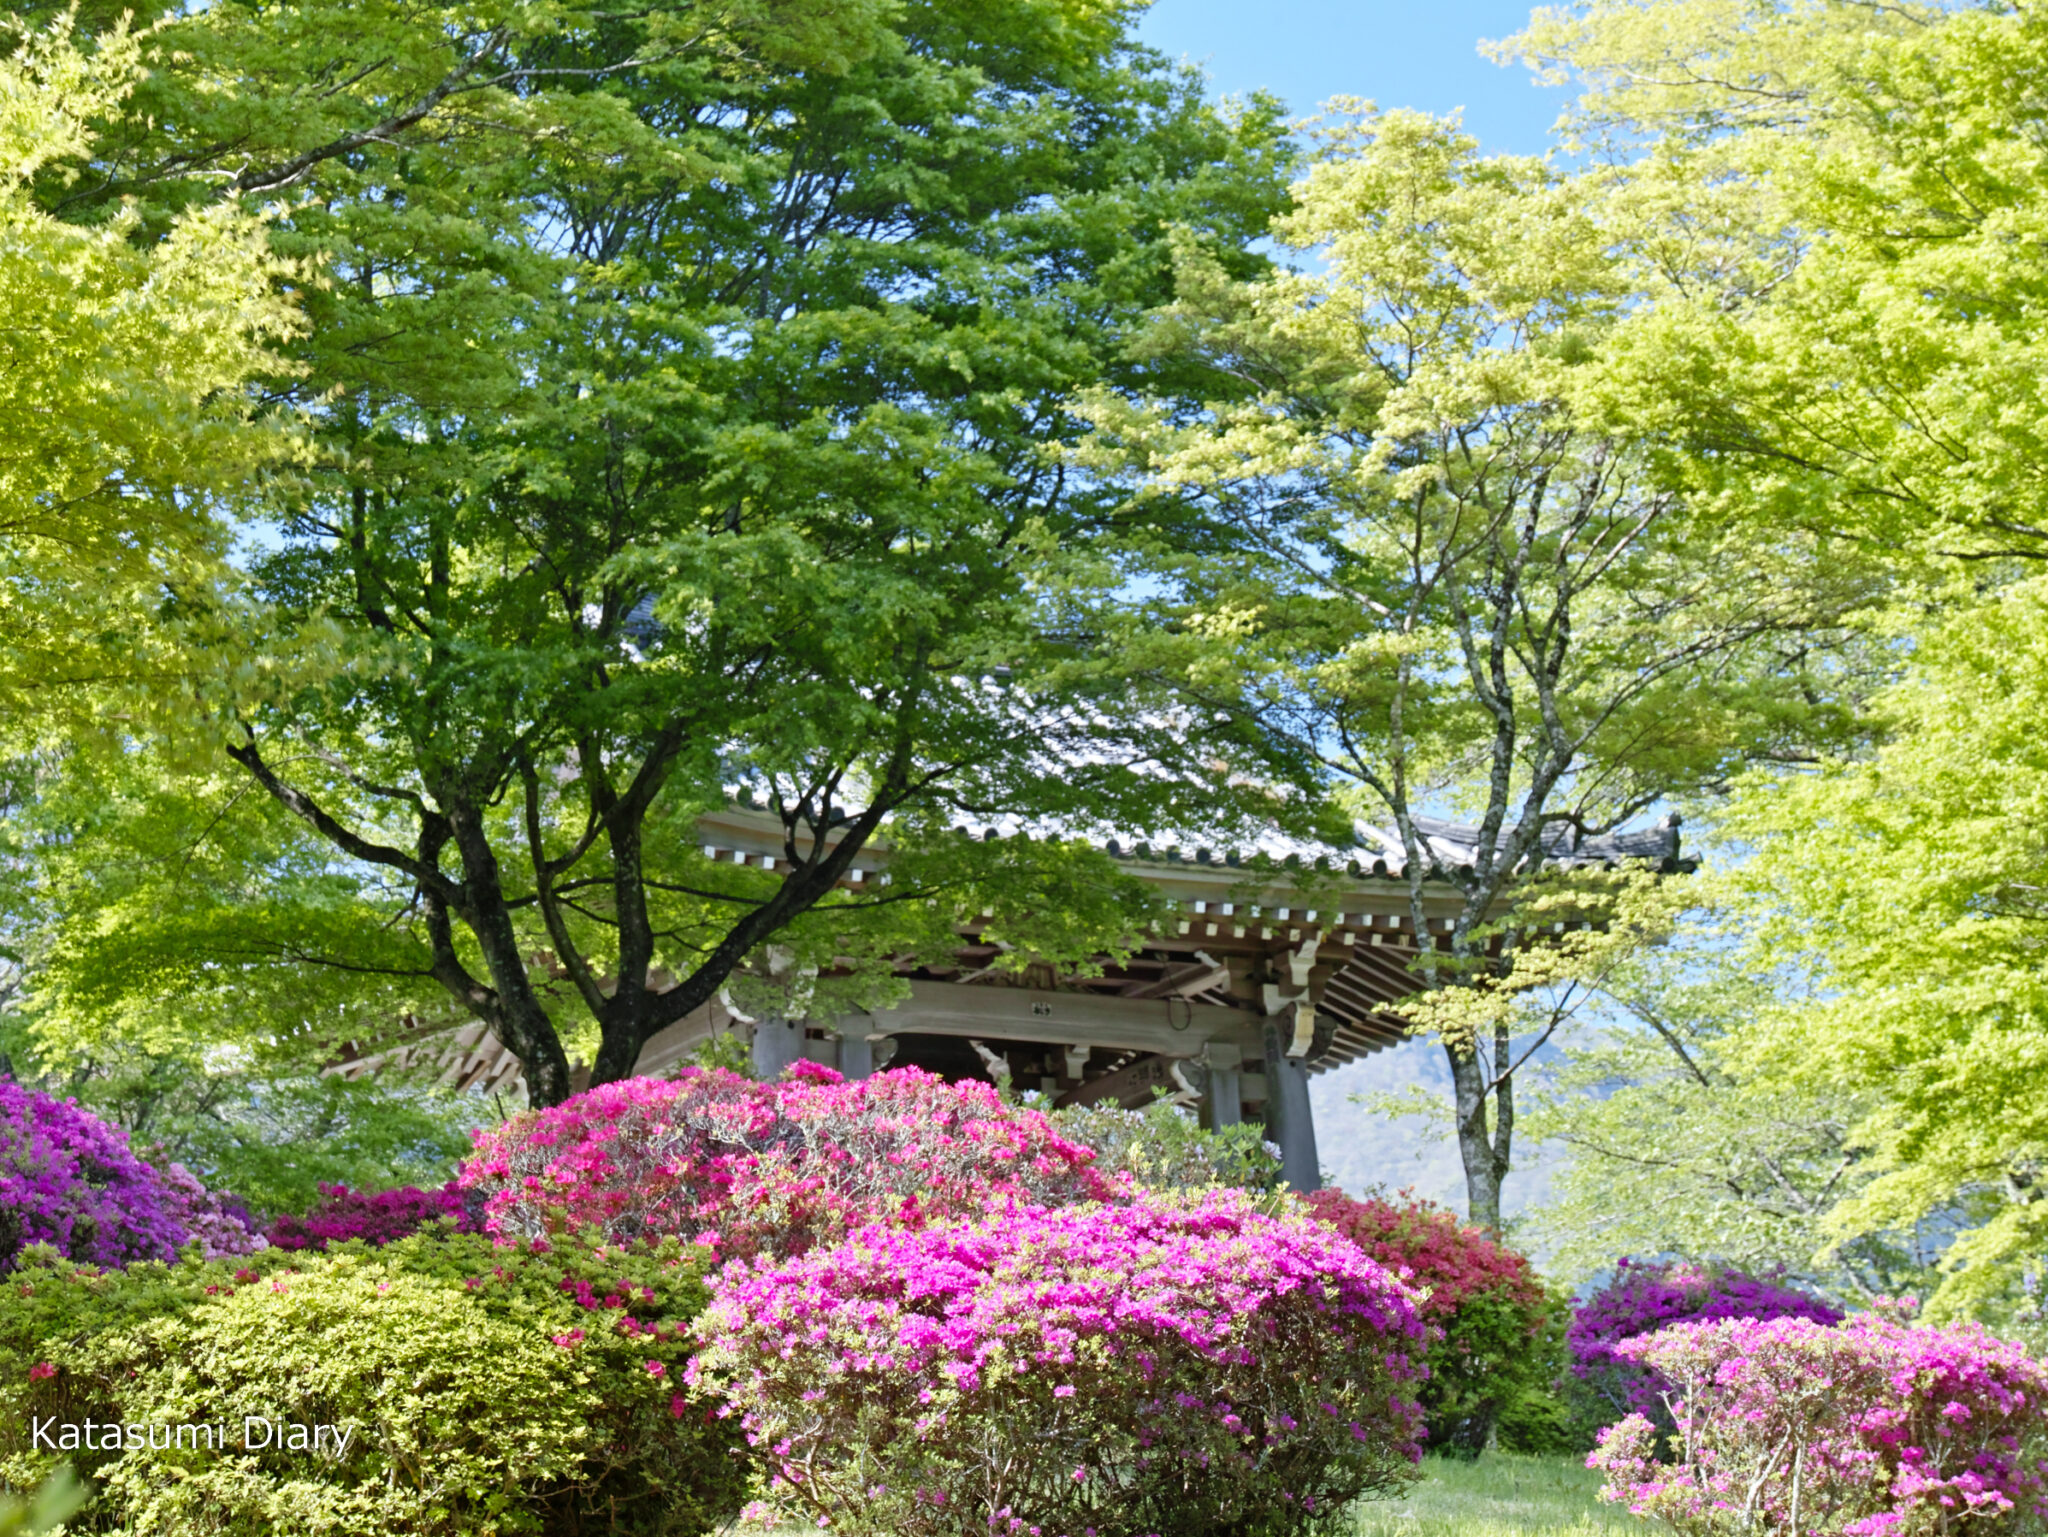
[
  {"xmin": 33, "ymin": 0, "xmax": 1299, "ymax": 1106},
  {"xmin": 1074, "ymin": 107, "xmax": 1864, "ymax": 1229},
  {"xmin": 0, "ymin": 745, "xmax": 482, "ymax": 1214},
  {"xmin": 0, "ymin": 15, "xmax": 294, "ymax": 728},
  {"xmin": 1499, "ymin": 0, "xmax": 2048, "ymax": 562},
  {"xmin": 1520, "ymin": 960, "xmax": 1942, "ymax": 1302},
  {"xmin": 1703, "ymin": 580, "xmax": 2048, "ymax": 1321},
  {"xmin": 1491, "ymin": 0, "xmax": 2048, "ymax": 1316}
]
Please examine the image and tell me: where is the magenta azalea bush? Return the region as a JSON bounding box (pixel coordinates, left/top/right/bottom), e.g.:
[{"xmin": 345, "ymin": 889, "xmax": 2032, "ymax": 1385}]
[
  {"xmin": 1591, "ymin": 1313, "xmax": 2048, "ymax": 1537},
  {"xmin": 461, "ymin": 1064, "xmax": 1114, "ymax": 1260},
  {"xmin": 0, "ymin": 1082, "xmax": 188, "ymax": 1269},
  {"xmin": 1572, "ymin": 1259, "xmax": 1843, "ymax": 1427},
  {"xmin": 267, "ymin": 1180, "xmax": 479, "ymax": 1251},
  {"xmin": 690, "ymin": 1190, "xmax": 1427, "ymax": 1537}
]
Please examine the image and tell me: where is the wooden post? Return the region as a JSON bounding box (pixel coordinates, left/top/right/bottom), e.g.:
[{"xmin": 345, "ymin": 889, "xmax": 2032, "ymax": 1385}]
[
  {"xmin": 1204, "ymin": 1042, "xmax": 1244, "ymax": 1129},
  {"xmin": 1261, "ymin": 1012, "xmax": 1321, "ymax": 1192},
  {"xmin": 1208, "ymin": 1068, "xmax": 1243, "ymax": 1128},
  {"xmin": 837, "ymin": 1027, "xmax": 876, "ymax": 1081},
  {"xmin": 751, "ymin": 1014, "xmax": 804, "ymax": 1081}
]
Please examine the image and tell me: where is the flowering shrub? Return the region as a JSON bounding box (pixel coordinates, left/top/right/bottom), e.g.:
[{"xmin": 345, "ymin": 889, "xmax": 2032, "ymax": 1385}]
[
  {"xmin": 0, "ymin": 1082, "xmax": 184, "ymax": 1270},
  {"xmin": 152, "ymin": 1162, "xmax": 265, "ymax": 1259},
  {"xmin": 691, "ymin": 1190, "xmax": 1427, "ymax": 1537},
  {"xmin": 1306, "ymin": 1190, "xmax": 1558, "ymax": 1453},
  {"xmin": 266, "ymin": 1179, "xmax": 479, "ymax": 1251},
  {"xmin": 462, "ymin": 1064, "xmax": 1114, "ymax": 1259},
  {"xmin": 0, "ymin": 1229, "xmax": 749, "ymax": 1535},
  {"xmin": 1590, "ymin": 1313, "xmax": 2048, "ymax": 1537},
  {"xmin": 1571, "ymin": 1259, "xmax": 1843, "ymax": 1429}
]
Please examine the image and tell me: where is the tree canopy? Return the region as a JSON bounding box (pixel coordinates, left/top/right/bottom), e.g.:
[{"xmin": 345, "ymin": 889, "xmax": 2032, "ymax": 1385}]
[
  {"xmin": 16, "ymin": 0, "xmax": 1302, "ymax": 1108},
  {"xmin": 1486, "ymin": 0, "xmax": 2048, "ymax": 1305},
  {"xmin": 1502, "ymin": 0, "xmax": 2048, "ymax": 561},
  {"xmin": 6, "ymin": 0, "xmax": 2047, "ymax": 1300},
  {"xmin": 1072, "ymin": 104, "xmax": 1866, "ymax": 1229}
]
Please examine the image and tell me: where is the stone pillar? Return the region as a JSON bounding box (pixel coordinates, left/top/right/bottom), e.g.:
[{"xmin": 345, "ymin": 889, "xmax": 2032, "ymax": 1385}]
[
  {"xmin": 1203, "ymin": 1042, "xmax": 1244, "ymax": 1130},
  {"xmin": 1261, "ymin": 1013, "xmax": 1322, "ymax": 1193},
  {"xmin": 750, "ymin": 1014, "xmax": 804, "ymax": 1081}
]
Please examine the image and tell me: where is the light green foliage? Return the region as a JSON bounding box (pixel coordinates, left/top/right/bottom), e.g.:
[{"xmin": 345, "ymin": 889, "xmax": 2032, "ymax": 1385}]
[
  {"xmin": 1073, "ymin": 110, "xmax": 1863, "ymax": 1227},
  {"xmin": 28, "ymin": 0, "xmax": 1300, "ymax": 1107},
  {"xmin": 1521, "ymin": 964, "xmax": 1939, "ymax": 1303},
  {"xmin": 0, "ymin": 1470, "xmax": 83, "ymax": 1537},
  {"xmin": 83, "ymin": 1067, "xmax": 479, "ymax": 1221},
  {"xmin": 1392, "ymin": 869, "xmax": 1681, "ymax": 1061},
  {"xmin": 1707, "ymin": 579, "xmax": 2048, "ymax": 1321},
  {"xmin": 0, "ymin": 1230, "xmax": 747, "ymax": 1535},
  {"xmin": 1051, "ymin": 1097, "xmax": 1284, "ymax": 1199},
  {"xmin": 1498, "ymin": 0, "xmax": 2048, "ymax": 561},
  {"xmin": 0, "ymin": 16, "xmax": 296, "ymax": 729},
  {"xmin": 1478, "ymin": 0, "xmax": 2048, "ymax": 1321},
  {"xmin": 0, "ymin": 748, "xmax": 482, "ymax": 1214},
  {"xmin": 681, "ymin": 1028, "xmax": 752, "ymax": 1079}
]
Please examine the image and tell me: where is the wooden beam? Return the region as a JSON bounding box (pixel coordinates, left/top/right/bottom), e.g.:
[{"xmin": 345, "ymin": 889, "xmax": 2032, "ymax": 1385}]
[
  {"xmin": 872, "ymin": 980, "xmax": 1252, "ymax": 1055},
  {"xmin": 1056, "ymin": 1053, "xmax": 1197, "ymax": 1110},
  {"xmin": 1120, "ymin": 956, "xmax": 1231, "ymax": 1000}
]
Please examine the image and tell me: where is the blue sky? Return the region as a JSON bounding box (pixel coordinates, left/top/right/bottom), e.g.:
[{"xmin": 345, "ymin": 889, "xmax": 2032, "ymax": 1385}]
[{"xmin": 1137, "ymin": 0, "xmax": 1570, "ymax": 157}]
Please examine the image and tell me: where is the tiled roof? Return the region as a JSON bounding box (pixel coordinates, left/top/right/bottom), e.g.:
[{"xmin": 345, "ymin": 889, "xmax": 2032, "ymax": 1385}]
[{"xmin": 720, "ymin": 788, "xmax": 1693, "ymax": 879}]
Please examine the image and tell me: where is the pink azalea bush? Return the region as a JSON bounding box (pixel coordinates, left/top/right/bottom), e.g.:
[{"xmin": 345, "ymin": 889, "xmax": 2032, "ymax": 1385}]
[
  {"xmin": 1590, "ymin": 1312, "xmax": 2048, "ymax": 1537},
  {"xmin": 690, "ymin": 1190, "xmax": 1428, "ymax": 1537},
  {"xmin": 1572, "ymin": 1258, "xmax": 1843, "ymax": 1428},
  {"xmin": 460, "ymin": 1065, "xmax": 1114, "ymax": 1260}
]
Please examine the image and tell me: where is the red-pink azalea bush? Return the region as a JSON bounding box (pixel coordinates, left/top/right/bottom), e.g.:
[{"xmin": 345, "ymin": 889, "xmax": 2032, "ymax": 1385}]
[
  {"xmin": 460, "ymin": 1065, "xmax": 1114, "ymax": 1260},
  {"xmin": 689, "ymin": 1190, "xmax": 1428, "ymax": 1537},
  {"xmin": 1307, "ymin": 1190, "xmax": 1558, "ymax": 1453},
  {"xmin": 1590, "ymin": 1313, "xmax": 2048, "ymax": 1537},
  {"xmin": 267, "ymin": 1180, "xmax": 480, "ymax": 1251}
]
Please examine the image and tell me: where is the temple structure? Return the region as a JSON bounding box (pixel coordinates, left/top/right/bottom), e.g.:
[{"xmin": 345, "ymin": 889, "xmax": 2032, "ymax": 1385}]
[{"xmin": 332, "ymin": 801, "xmax": 1688, "ymax": 1191}]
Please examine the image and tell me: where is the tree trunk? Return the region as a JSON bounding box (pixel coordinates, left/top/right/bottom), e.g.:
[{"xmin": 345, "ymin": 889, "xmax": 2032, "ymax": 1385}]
[
  {"xmin": 1447, "ymin": 1038, "xmax": 1505, "ymax": 1231},
  {"xmin": 446, "ymin": 799, "xmax": 577, "ymax": 1108}
]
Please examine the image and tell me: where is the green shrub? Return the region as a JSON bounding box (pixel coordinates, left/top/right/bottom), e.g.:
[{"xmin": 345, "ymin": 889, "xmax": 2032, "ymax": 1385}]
[
  {"xmin": 1051, "ymin": 1098, "xmax": 1284, "ymax": 1197},
  {"xmin": 0, "ymin": 1470, "xmax": 84, "ymax": 1536},
  {"xmin": 1491, "ymin": 1292, "xmax": 1583, "ymax": 1455},
  {"xmin": 0, "ymin": 1228, "xmax": 749, "ymax": 1536}
]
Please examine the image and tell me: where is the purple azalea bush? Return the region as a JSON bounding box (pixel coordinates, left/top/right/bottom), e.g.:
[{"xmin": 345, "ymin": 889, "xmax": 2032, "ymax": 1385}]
[
  {"xmin": 266, "ymin": 1180, "xmax": 481, "ymax": 1251},
  {"xmin": 1592, "ymin": 1313, "xmax": 2048, "ymax": 1537},
  {"xmin": 1571, "ymin": 1259, "xmax": 1843, "ymax": 1427},
  {"xmin": 153, "ymin": 1160, "xmax": 266, "ymax": 1258},
  {"xmin": 0, "ymin": 1081, "xmax": 186, "ymax": 1269},
  {"xmin": 693, "ymin": 1190, "xmax": 1428, "ymax": 1537}
]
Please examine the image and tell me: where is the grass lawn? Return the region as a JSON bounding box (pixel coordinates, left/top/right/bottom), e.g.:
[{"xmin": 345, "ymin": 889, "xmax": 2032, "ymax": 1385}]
[{"xmin": 1353, "ymin": 1452, "xmax": 1641, "ymax": 1537}]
